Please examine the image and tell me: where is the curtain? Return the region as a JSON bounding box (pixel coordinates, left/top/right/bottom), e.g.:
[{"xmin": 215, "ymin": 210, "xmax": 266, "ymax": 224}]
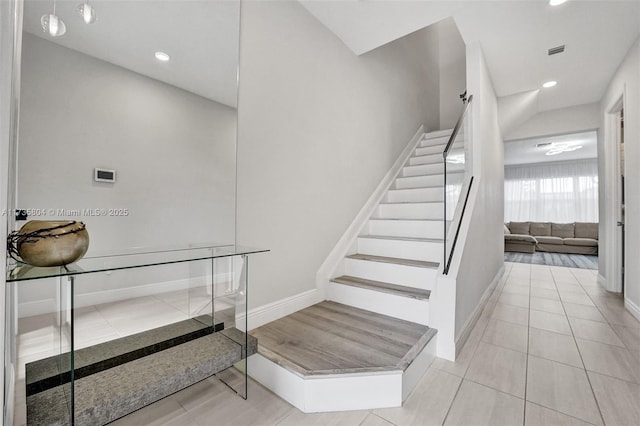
[{"xmin": 505, "ymin": 159, "xmax": 599, "ymax": 222}]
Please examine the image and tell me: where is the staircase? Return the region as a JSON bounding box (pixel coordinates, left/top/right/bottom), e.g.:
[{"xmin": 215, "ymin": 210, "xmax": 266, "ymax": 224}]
[
  {"xmin": 247, "ymin": 129, "xmax": 454, "ymax": 413},
  {"xmin": 327, "ymin": 129, "xmax": 452, "ymax": 325}
]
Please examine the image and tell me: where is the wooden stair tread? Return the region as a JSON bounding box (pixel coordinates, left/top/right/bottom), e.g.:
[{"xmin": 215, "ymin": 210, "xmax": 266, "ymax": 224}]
[
  {"xmin": 390, "ymin": 185, "xmax": 442, "ymax": 190},
  {"xmin": 378, "ymin": 201, "xmax": 443, "ymax": 205},
  {"xmin": 331, "ymin": 275, "xmax": 431, "ymax": 300},
  {"xmin": 346, "ymin": 253, "xmax": 438, "ymax": 269},
  {"xmin": 359, "ymin": 235, "xmax": 443, "ymax": 243},
  {"xmin": 369, "ymin": 218, "xmax": 441, "ymax": 222}
]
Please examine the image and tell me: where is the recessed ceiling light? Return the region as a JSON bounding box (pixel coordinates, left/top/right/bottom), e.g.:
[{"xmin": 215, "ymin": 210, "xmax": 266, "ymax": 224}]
[
  {"xmin": 549, "ymin": 0, "xmax": 568, "ymax": 6},
  {"xmin": 155, "ymin": 51, "xmax": 170, "ymax": 62},
  {"xmin": 543, "ymin": 81, "xmax": 557, "ymax": 88}
]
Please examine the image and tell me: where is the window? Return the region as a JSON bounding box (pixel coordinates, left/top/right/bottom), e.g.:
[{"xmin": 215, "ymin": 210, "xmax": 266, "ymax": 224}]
[{"xmin": 504, "ymin": 159, "xmax": 598, "ymax": 222}]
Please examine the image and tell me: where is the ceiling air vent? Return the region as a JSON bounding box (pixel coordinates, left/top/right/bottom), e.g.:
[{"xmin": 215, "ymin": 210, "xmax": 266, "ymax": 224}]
[{"xmin": 548, "ymin": 45, "xmax": 565, "ymax": 56}]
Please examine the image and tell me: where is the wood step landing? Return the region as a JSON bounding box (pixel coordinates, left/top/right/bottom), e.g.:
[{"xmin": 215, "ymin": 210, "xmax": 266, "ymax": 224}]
[
  {"xmin": 251, "ymin": 301, "xmax": 436, "ymax": 377},
  {"xmin": 331, "ymin": 276, "xmax": 431, "ymax": 300},
  {"xmin": 346, "ymin": 253, "xmax": 439, "ymax": 269}
]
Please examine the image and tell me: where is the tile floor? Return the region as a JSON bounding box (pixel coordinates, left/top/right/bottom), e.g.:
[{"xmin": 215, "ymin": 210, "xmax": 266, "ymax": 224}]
[{"xmin": 13, "ymin": 262, "xmax": 640, "ymax": 425}]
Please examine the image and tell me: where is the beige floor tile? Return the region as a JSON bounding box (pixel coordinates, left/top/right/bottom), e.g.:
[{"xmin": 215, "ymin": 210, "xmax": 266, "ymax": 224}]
[
  {"xmin": 491, "ymin": 303, "xmax": 529, "ymax": 326},
  {"xmin": 360, "ymin": 414, "xmax": 395, "ymax": 426},
  {"xmin": 374, "ymin": 368, "xmax": 461, "ymax": 426},
  {"xmin": 530, "ymin": 310, "xmax": 572, "ymax": 335},
  {"xmin": 562, "ymin": 303, "xmax": 606, "ymax": 323},
  {"xmin": 526, "ymin": 356, "xmax": 602, "ymax": 425},
  {"xmin": 524, "ymin": 402, "xmax": 595, "ymax": 426},
  {"xmin": 502, "ymin": 284, "xmax": 530, "ymax": 296},
  {"xmin": 444, "ymin": 380, "xmax": 524, "ymax": 426},
  {"xmin": 530, "ymin": 297, "xmax": 564, "ymax": 315},
  {"xmin": 576, "ymin": 338, "xmax": 640, "ymax": 383},
  {"xmin": 598, "ymin": 305, "xmax": 640, "ymax": 328},
  {"xmin": 110, "ymin": 396, "xmax": 190, "ymax": 426},
  {"xmin": 568, "ymin": 317, "xmax": 625, "ymax": 347},
  {"xmin": 612, "ymin": 324, "xmax": 640, "ymax": 352},
  {"xmin": 498, "ymin": 293, "xmax": 529, "ymax": 308},
  {"xmin": 277, "ymin": 408, "xmax": 370, "ymax": 426},
  {"xmin": 559, "ymin": 292, "xmax": 594, "ymax": 307},
  {"xmin": 183, "ymin": 378, "xmax": 294, "ymax": 426},
  {"xmin": 588, "ymin": 371, "xmax": 640, "ymax": 426},
  {"xmin": 431, "ymin": 336, "xmax": 479, "ymax": 378},
  {"xmin": 530, "ymin": 280, "xmax": 556, "ymax": 290},
  {"xmin": 528, "ymin": 328, "xmax": 583, "ymax": 368},
  {"xmin": 465, "ymin": 342, "xmax": 527, "ymax": 397},
  {"xmin": 555, "ymin": 283, "xmax": 584, "ymax": 294},
  {"xmin": 481, "ymin": 319, "xmax": 528, "ymax": 353},
  {"xmin": 530, "ymin": 287, "xmax": 560, "ymax": 301}
]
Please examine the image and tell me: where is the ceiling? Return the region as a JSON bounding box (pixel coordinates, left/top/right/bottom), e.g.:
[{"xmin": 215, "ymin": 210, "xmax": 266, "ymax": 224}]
[
  {"xmin": 23, "ymin": 0, "xmax": 240, "ymax": 107},
  {"xmin": 301, "ymin": 0, "xmax": 640, "ymax": 113},
  {"xmin": 504, "ymin": 131, "xmax": 597, "ymax": 166}
]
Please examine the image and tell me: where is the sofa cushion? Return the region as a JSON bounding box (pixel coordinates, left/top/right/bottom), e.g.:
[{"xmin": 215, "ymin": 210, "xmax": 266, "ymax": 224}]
[
  {"xmin": 564, "ymin": 238, "xmax": 598, "ymax": 247},
  {"xmin": 504, "ymin": 224, "xmax": 511, "ymax": 235},
  {"xmin": 536, "ymin": 236, "xmax": 564, "ymax": 245},
  {"xmin": 530, "ymin": 222, "xmax": 551, "ymax": 236},
  {"xmin": 509, "ymin": 222, "xmax": 530, "ymax": 235},
  {"xmin": 551, "ymin": 223, "xmax": 575, "ymax": 238},
  {"xmin": 505, "ymin": 234, "xmax": 537, "ymax": 243},
  {"xmin": 575, "ymin": 222, "xmax": 598, "ymax": 239}
]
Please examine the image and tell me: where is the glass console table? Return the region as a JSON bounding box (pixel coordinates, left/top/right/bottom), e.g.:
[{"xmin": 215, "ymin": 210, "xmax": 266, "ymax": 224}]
[{"xmin": 7, "ymin": 245, "xmax": 268, "ymax": 425}]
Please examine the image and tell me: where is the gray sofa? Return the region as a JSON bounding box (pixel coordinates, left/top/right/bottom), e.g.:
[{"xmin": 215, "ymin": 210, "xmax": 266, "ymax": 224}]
[{"xmin": 504, "ymin": 221, "xmax": 598, "ymax": 255}]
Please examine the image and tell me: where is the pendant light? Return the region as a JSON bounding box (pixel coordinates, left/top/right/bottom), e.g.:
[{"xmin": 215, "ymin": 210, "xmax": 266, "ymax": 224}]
[
  {"xmin": 41, "ymin": 0, "xmax": 66, "ymax": 37},
  {"xmin": 77, "ymin": 1, "xmax": 96, "ymax": 24}
]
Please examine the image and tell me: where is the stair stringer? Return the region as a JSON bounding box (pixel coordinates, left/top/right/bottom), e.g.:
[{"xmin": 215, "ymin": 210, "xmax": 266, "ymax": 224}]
[{"xmin": 315, "ymin": 125, "xmax": 427, "ymax": 298}]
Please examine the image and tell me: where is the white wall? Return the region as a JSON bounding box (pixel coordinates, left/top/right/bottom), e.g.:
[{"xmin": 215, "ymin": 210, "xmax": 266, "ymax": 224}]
[
  {"xmin": 599, "ymin": 36, "xmax": 640, "ymax": 317},
  {"xmin": 454, "ymin": 43, "xmax": 504, "ymax": 339},
  {"xmin": 18, "ymin": 33, "xmax": 237, "ymax": 254},
  {"xmin": 504, "ymin": 102, "xmax": 600, "ymax": 141},
  {"xmin": 437, "ymin": 18, "xmax": 466, "ymax": 130},
  {"xmin": 236, "ymin": 0, "xmax": 439, "ymax": 311}
]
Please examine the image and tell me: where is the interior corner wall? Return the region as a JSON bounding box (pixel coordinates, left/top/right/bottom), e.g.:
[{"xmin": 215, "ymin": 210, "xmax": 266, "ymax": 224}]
[
  {"xmin": 437, "ymin": 18, "xmax": 466, "ymax": 130},
  {"xmin": 504, "ymin": 102, "xmax": 600, "ymax": 141},
  {"xmin": 599, "ymin": 37, "xmax": 640, "ymax": 313},
  {"xmin": 236, "ymin": 0, "xmax": 439, "ymax": 311},
  {"xmin": 454, "ymin": 43, "xmax": 504, "ymax": 339}
]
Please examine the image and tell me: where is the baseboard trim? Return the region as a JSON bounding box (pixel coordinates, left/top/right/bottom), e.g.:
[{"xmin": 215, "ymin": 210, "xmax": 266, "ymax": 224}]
[
  {"xmin": 315, "ymin": 125, "xmax": 425, "ymax": 296},
  {"xmin": 245, "ymin": 289, "xmax": 322, "ymax": 331},
  {"xmin": 597, "ymin": 273, "xmax": 607, "ymax": 289},
  {"xmin": 454, "ymin": 264, "xmax": 505, "ymax": 356},
  {"xmin": 625, "ymin": 297, "xmax": 640, "ymax": 322}
]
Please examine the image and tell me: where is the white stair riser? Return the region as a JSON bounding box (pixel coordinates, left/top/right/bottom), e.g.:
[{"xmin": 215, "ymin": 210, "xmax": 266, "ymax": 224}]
[
  {"xmin": 376, "ymin": 203, "xmax": 443, "ymax": 220},
  {"xmin": 343, "ymin": 258, "xmax": 436, "ymax": 289},
  {"xmin": 328, "ymin": 283, "xmax": 429, "ymax": 325},
  {"xmin": 415, "ymin": 144, "xmax": 446, "ymax": 156},
  {"xmin": 357, "ymin": 237, "xmax": 442, "ymax": 262},
  {"xmin": 420, "ymin": 135, "xmax": 450, "ymax": 148},
  {"xmin": 368, "ymin": 220, "xmax": 443, "ymax": 239},
  {"xmin": 402, "ymin": 163, "xmax": 443, "ymax": 177},
  {"xmin": 395, "ymin": 174, "xmax": 443, "ymax": 189},
  {"xmin": 408, "ymin": 154, "xmax": 441, "ymax": 166},
  {"xmin": 386, "ymin": 187, "xmax": 443, "ymax": 203}
]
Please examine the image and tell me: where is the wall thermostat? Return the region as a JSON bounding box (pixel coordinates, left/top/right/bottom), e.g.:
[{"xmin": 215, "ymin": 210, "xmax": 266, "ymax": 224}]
[{"xmin": 94, "ymin": 168, "xmax": 116, "ymax": 183}]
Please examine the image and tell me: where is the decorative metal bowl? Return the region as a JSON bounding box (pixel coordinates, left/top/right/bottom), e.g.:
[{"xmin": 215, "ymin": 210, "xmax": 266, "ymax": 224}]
[{"xmin": 7, "ymin": 220, "xmax": 89, "ymax": 267}]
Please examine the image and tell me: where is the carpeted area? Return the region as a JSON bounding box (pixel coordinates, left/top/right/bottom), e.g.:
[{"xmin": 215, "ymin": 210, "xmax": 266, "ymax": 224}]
[{"xmin": 504, "ymin": 251, "xmax": 598, "ymax": 270}]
